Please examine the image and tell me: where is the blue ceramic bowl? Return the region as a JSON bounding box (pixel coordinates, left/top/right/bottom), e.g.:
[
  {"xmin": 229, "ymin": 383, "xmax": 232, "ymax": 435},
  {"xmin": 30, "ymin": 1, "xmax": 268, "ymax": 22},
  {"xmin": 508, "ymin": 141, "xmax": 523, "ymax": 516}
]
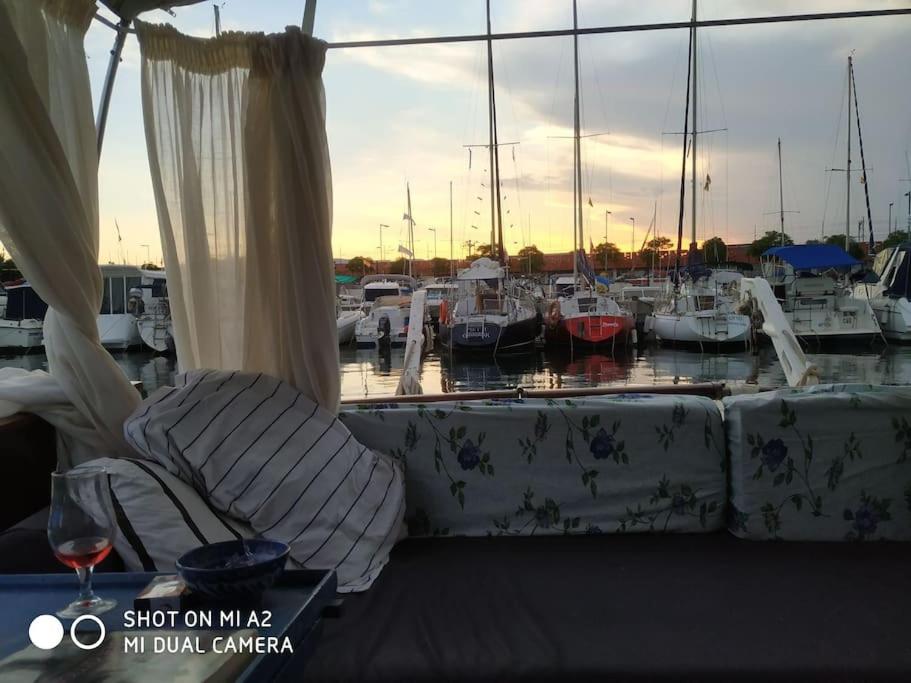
[{"xmin": 176, "ymin": 539, "xmax": 290, "ymax": 600}]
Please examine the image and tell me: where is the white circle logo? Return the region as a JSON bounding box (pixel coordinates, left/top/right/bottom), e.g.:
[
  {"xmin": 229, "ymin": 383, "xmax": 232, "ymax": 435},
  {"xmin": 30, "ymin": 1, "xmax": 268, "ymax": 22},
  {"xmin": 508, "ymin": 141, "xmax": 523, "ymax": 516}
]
[
  {"xmin": 28, "ymin": 615, "xmax": 64, "ymax": 650},
  {"xmin": 70, "ymin": 615, "xmax": 106, "ymax": 650}
]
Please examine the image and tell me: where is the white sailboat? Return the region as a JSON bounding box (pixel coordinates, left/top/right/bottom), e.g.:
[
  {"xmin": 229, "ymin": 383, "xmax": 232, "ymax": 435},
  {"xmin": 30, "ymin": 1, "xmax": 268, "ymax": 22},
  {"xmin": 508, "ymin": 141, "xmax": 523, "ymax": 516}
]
[{"xmin": 647, "ymin": 0, "xmax": 750, "ymax": 347}]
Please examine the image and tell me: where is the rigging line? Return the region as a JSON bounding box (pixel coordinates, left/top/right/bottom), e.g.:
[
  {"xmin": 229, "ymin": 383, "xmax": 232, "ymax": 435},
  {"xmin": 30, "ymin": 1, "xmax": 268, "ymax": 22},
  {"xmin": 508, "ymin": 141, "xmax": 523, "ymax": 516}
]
[{"xmin": 822, "ymin": 67, "xmax": 849, "ymax": 238}]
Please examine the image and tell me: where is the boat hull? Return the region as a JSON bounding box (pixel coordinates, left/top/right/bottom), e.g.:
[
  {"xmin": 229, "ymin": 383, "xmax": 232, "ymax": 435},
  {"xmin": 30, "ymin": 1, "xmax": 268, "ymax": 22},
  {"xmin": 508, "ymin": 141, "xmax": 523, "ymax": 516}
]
[
  {"xmin": 544, "ymin": 314, "xmax": 633, "ymax": 347},
  {"xmin": 337, "ymin": 310, "xmax": 363, "ymax": 346},
  {"xmin": 0, "ymin": 320, "xmax": 44, "ymax": 349},
  {"xmin": 650, "ymin": 312, "xmax": 751, "ymax": 346},
  {"xmin": 440, "ymin": 315, "xmax": 539, "ymax": 353},
  {"xmin": 871, "ymin": 298, "xmax": 911, "ymax": 342},
  {"xmin": 97, "ymin": 314, "xmax": 141, "ymax": 349}
]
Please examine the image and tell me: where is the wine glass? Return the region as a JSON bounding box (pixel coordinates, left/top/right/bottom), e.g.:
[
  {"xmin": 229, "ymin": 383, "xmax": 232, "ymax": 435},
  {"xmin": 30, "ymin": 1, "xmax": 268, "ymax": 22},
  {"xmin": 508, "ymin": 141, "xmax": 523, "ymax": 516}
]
[{"xmin": 47, "ymin": 468, "xmax": 118, "ymax": 619}]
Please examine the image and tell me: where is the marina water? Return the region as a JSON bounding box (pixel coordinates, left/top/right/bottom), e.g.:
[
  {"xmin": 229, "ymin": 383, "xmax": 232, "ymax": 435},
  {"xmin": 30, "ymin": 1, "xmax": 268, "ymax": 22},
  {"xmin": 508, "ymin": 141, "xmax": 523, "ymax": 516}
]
[{"xmin": 4, "ymin": 346, "xmax": 911, "ymax": 399}]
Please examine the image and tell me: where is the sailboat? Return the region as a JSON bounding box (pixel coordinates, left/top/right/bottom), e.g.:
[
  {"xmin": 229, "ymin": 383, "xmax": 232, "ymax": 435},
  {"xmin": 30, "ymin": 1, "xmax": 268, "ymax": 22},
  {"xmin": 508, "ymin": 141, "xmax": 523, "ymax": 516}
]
[
  {"xmin": 543, "ymin": 0, "xmax": 634, "ymax": 350},
  {"xmin": 761, "ymin": 76, "xmax": 881, "ymax": 344},
  {"xmin": 438, "ymin": 0, "xmax": 539, "ymax": 354},
  {"xmin": 854, "ymin": 242, "xmax": 911, "ymax": 341},
  {"xmin": 647, "ymin": 0, "xmax": 751, "ymax": 347}
]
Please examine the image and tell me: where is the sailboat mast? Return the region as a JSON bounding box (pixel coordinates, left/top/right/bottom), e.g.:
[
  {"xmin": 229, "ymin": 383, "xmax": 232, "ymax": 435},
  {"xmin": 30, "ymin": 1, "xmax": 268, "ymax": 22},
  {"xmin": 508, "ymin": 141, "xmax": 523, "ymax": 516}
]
[
  {"xmin": 485, "ymin": 0, "xmax": 505, "ymax": 265},
  {"xmin": 690, "ymin": 0, "xmax": 698, "ymax": 248},
  {"xmin": 850, "ymin": 57, "xmax": 875, "ymax": 252},
  {"xmin": 673, "ymin": 7, "xmax": 695, "ymax": 285},
  {"xmin": 573, "ymin": 0, "xmax": 582, "ymax": 284},
  {"xmin": 778, "ymin": 137, "xmax": 785, "ymax": 246},
  {"xmin": 406, "ymin": 182, "xmax": 414, "ymax": 277},
  {"xmin": 845, "ymin": 55, "xmax": 852, "ymax": 249},
  {"xmin": 485, "ymin": 0, "xmax": 496, "ymax": 256}
]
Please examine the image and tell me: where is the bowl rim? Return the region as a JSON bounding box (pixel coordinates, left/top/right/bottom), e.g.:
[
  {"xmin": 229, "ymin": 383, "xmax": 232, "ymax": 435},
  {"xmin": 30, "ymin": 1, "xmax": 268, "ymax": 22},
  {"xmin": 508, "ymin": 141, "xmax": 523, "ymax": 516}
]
[{"xmin": 176, "ymin": 539, "xmax": 291, "ymax": 573}]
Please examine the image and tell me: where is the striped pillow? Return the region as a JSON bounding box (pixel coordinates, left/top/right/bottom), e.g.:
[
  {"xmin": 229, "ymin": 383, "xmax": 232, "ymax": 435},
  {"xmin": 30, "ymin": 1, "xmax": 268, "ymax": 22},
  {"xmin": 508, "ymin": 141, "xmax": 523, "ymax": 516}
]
[
  {"xmin": 123, "ymin": 370, "xmax": 405, "ymax": 592},
  {"xmin": 82, "ymin": 457, "xmax": 252, "ymax": 572}
]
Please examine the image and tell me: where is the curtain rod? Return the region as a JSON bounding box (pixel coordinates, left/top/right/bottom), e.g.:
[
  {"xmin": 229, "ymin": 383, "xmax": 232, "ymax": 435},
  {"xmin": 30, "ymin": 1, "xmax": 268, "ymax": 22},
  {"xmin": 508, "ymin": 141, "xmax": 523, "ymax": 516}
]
[
  {"xmin": 92, "ymin": 7, "xmax": 911, "ymax": 44},
  {"xmin": 325, "ymin": 8, "xmax": 911, "ymax": 49}
]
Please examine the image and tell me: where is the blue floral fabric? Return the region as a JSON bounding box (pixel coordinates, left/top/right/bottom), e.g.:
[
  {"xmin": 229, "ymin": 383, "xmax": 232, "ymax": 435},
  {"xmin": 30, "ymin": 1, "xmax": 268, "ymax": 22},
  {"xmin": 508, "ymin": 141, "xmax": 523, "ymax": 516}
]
[
  {"xmin": 339, "ymin": 395, "xmax": 726, "ymax": 538},
  {"xmin": 723, "ymin": 384, "xmax": 911, "ymax": 541}
]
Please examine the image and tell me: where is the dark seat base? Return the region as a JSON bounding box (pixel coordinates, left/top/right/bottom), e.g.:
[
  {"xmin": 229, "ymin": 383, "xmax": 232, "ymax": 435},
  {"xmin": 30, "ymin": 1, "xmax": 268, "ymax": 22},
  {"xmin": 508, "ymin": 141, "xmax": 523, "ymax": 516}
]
[{"xmin": 307, "ymin": 534, "xmax": 911, "ymax": 682}]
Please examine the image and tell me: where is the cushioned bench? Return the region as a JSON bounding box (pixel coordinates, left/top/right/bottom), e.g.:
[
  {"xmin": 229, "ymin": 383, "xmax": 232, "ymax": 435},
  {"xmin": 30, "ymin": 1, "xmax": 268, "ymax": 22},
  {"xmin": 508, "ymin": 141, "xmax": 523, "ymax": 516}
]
[{"xmin": 306, "ymin": 534, "xmax": 911, "ymax": 682}]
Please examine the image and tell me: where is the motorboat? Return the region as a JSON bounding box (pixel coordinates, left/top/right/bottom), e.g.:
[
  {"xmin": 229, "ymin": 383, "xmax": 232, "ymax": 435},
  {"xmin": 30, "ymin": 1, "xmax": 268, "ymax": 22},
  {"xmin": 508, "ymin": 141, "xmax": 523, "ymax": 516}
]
[
  {"xmin": 423, "ymin": 282, "xmax": 457, "ymax": 329},
  {"xmin": 360, "ymin": 274, "xmax": 415, "ymax": 313},
  {"xmin": 337, "ymin": 304, "xmax": 364, "ymax": 346},
  {"xmin": 355, "ymin": 294, "xmax": 431, "ymax": 349},
  {"xmin": 98, "ymin": 265, "xmax": 171, "ymax": 350},
  {"xmin": 852, "ymin": 243, "xmax": 911, "ymax": 341},
  {"xmin": 438, "ymin": 257, "xmax": 540, "ymax": 354},
  {"xmin": 0, "ymin": 281, "xmax": 45, "ymax": 349},
  {"xmin": 760, "ymin": 245, "xmax": 882, "ymax": 343}
]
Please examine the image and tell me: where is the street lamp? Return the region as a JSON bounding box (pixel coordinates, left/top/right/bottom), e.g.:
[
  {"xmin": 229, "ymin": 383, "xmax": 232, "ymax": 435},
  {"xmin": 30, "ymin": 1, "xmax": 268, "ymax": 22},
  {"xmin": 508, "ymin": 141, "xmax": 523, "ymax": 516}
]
[
  {"xmin": 428, "ymin": 227, "xmax": 437, "ymax": 259},
  {"xmin": 906, "ymin": 192, "xmax": 911, "ymax": 231},
  {"xmin": 378, "ymin": 223, "xmax": 389, "ymax": 266},
  {"xmin": 888, "ymin": 202, "xmax": 894, "ymax": 236},
  {"xmin": 140, "ymin": 243, "xmax": 150, "ymax": 265}
]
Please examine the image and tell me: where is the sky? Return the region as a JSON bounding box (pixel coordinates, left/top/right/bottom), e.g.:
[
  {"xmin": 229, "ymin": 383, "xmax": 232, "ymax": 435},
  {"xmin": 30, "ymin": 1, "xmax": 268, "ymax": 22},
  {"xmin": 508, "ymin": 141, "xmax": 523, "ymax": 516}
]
[{"xmin": 81, "ymin": 0, "xmax": 911, "ymax": 266}]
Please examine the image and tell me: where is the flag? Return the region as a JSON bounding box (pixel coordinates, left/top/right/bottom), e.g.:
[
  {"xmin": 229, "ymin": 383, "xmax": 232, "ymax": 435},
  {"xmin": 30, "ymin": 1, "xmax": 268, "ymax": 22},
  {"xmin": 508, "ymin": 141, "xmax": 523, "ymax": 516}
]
[
  {"xmin": 402, "ymin": 212, "xmax": 414, "ymax": 223},
  {"xmin": 704, "ymin": 174, "xmax": 712, "ymax": 191},
  {"xmin": 398, "ymin": 244, "xmax": 413, "ymax": 257},
  {"xmin": 860, "ymin": 173, "xmax": 866, "ymax": 185},
  {"xmin": 588, "ymin": 197, "xmax": 594, "ymax": 207}
]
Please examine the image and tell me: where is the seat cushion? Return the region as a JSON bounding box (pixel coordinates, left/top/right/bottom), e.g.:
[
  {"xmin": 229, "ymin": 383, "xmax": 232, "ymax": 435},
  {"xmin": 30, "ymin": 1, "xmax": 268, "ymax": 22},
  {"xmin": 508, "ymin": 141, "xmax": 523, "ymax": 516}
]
[
  {"xmin": 340, "ymin": 394, "xmax": 726, "ymax": 538},
  {"xmin": 724, "ymin": 384, "xmax": 911, "ymax": 540},
  {"xmin": 123, "ymin": 370, "xmax": 405, "ymax": 591},
  {"xmin": 307, "ymin": 534, "xmax": 911, "ymax": 682}
]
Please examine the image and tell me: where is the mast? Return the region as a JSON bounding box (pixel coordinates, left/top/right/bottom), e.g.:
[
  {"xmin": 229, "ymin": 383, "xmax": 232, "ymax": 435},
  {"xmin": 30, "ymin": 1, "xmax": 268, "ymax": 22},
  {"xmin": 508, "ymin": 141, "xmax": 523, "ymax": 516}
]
[
  {"xmin": 845, "ymin": 55, "xmax": 852, "ymax": 249},
  {"xmin": 406, "ymin": 182, "xmax": 414, "ymax": 277},
  {"xmin": 778, "ymin": 138, "xmax": 785, "ymax": 246},
  {"xmin": 485, "ymin": 0, "xmax": 505, "ymax": 265},
  {"xmin": 850, "ymin": 57, "xmax": 875, "ymax": 252},
  {"xmin": 449, "ymin": 180, "xmax": 454, "ymax": 279},
  {"xmin": 690, "ymin": 0, "xmax": 698, "ymax": 248},
  {"xmin": 673, "ymin": 4, "xmax": 695, "ymax": 287},
  {"xmin": 573, "ymin": 0, "xmax": 583, "ymax": 284}
]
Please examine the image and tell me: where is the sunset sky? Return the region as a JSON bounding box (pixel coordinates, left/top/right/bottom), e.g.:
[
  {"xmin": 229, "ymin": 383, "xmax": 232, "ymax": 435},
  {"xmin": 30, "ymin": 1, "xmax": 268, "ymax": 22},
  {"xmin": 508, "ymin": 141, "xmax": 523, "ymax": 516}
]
[{"xmin": 84, "ymin": 0, "xmax": 911, "ymax": 266}]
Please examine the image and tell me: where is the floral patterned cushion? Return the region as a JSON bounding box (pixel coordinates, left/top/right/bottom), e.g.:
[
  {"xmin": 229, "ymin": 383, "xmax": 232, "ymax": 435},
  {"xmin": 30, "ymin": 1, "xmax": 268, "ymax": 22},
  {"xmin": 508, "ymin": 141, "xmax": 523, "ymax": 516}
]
[
  {"xmin": 724, "ymin": 384, "xmax": 911, "ymax": 541},
  {"xmin": 339, "ymin": 395, "xmax": 726, "ymax": 538}
]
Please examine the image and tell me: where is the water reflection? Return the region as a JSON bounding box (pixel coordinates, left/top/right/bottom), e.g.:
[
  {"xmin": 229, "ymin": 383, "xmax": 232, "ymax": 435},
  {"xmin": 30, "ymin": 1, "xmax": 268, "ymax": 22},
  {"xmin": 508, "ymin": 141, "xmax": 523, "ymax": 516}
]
[{"xmin": 3, "ymin": 343, "xmax": 911, "ymax": 401}]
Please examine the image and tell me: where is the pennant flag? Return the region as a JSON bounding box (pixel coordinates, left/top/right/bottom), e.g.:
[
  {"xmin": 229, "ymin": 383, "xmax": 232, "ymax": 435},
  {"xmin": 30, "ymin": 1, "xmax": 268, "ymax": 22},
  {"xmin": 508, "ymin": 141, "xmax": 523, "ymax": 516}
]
[
  {"xmin": 398, "ymin": 244, "xmax": 413, "ymax": 257},
  {"xmin": 704, "ymin": 173, "xmax": 712, "ymax": 191},
  {"xmin": 860, "ymin": 174, "xmax": 866, "ymax": 185},
  {"xmin": 588, "ymin": 197, "xmax": 594, "ymax": 207},
  {"xmin": 402, "ymin": 212, "xmax": 414, "ymax": 223},
  {"xmin": 589, "ymin": 237, "xmax": 595, "ymax": 253}
]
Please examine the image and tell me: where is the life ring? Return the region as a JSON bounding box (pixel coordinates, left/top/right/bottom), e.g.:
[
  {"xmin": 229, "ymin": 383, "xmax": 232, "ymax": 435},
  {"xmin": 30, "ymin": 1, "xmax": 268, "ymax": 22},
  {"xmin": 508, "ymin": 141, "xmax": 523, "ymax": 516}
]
[
  {"xmin": 546, "ymin": 300, "xmax": 561, "ymax": 328},
  {"xmin": 439, "ymin": 299, "xmax": 450, "ymax": 325}
]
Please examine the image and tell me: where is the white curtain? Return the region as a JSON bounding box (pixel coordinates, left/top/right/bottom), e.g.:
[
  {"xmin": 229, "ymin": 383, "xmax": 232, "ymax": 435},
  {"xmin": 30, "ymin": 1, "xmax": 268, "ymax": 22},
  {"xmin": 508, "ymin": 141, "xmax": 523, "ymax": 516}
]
[
  {"xmin": 137, "ymin": 23, "xmax": 340, "ymax": 411},
  {"xmin": 0, "ymin": 0, "xmax": 141, "ymax": 466}
]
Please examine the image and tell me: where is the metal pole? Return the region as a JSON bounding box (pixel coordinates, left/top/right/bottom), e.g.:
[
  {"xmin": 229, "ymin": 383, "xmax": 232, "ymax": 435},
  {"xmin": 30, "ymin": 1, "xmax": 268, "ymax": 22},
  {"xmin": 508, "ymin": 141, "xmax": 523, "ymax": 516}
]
[
  {"xmin": 96, "ymin": 19, "xmax": 130, "ymax": 156},
  {"xmin": 604, "ymin": 210, "xmax": 611, "ymax": 272},
  {"xmin": 378, "ymin": 223, "xmax": 389, "ymax": 268},
  {"xmin": 778, "ymin": 137, "xmax": 785, "ymax": 245},
  {"xmin": 888, "ymin": 202, "xmax": 893, "ymax": 236},
  {"xmin": 845, "ymin": 56, "xmax": 852, "ymax": 249},
  {"xmin": 450, "ymin": 181, "xmax": 454, "ymax": 279},
  {"xmin": 324, "ymin": 8, "xmax": 911, "ymax": 50},
  {"xmin": 214, "ymin": 4, "xmax": 222, "ymax": 36},
  {"xmin": 302, "ymin": 0, "xmax": 317, "ymax": 35},
  {"xmin": 691, "ymin": 0, "xmax": 698, "ymax": 248}
]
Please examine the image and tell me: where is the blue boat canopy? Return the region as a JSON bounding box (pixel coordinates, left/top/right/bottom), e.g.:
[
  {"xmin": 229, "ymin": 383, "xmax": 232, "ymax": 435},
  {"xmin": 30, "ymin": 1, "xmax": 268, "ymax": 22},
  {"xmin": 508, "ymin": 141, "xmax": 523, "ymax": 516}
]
[{"xmin": 763, "ymin": 245, "xmax": 860, "ymax": 270}]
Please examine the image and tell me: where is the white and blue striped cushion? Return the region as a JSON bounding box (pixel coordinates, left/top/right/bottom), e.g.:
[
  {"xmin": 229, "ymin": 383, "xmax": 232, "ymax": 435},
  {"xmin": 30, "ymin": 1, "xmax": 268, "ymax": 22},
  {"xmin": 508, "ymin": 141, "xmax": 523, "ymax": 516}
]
[
  {"xmin": 123, "ymin": 370, "xmax": 405, "ymax": 592},
  {"xmin": 83, "ymin": 457, "xmax": 253, "ymax": 572}
]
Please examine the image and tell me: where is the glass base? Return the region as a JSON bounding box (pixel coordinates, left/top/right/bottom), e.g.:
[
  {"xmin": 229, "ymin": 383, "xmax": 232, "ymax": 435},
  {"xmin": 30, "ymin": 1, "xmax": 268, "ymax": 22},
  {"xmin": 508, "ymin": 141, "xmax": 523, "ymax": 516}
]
[{"xmin": 57, "ymin": 595, "xmax": 117, "ymax": 619}]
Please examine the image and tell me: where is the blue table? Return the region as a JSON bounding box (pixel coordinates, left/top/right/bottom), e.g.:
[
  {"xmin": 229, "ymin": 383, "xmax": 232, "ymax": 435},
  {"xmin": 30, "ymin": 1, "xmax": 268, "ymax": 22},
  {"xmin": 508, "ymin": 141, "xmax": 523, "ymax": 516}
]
[{"xmin": 0, "ymin": 570, "xmax": 336, "ymax": 682}]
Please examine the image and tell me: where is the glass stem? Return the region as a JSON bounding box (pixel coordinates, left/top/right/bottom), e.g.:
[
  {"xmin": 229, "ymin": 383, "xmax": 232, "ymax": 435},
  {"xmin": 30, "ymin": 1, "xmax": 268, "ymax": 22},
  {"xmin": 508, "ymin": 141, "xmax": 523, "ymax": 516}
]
[{"xmin": 76, "ymin": 565, "xmax": 95, "ymax": 603}]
